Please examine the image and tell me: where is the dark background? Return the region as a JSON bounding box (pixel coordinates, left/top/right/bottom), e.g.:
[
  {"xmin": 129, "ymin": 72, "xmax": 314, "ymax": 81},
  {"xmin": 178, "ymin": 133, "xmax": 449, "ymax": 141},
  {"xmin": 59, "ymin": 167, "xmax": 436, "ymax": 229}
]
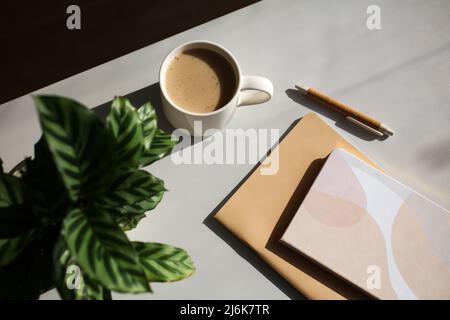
[{"xmin": 1, "ymin": 0, "xmax": 258, "ymax": 104}]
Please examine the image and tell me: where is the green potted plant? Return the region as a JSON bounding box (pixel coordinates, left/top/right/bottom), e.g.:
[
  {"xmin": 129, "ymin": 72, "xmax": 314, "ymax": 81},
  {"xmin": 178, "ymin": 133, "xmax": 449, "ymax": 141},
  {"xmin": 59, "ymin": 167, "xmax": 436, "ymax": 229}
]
[{"xmin": 0, "ymin": 95, "xmax": 194, "ymax": 300}]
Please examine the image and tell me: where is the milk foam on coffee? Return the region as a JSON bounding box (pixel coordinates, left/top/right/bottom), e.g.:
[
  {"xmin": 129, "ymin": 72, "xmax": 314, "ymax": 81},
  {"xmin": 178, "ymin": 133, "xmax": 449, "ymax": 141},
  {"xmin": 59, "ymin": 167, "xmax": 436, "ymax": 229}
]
[{"xmin": 165, "ymin": 49, "xmax": 236, "ymax": 113}]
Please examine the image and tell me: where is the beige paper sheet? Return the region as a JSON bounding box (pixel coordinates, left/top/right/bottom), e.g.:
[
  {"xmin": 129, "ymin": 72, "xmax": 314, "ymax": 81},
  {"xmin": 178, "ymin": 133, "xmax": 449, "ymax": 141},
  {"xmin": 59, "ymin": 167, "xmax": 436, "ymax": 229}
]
[{"xmin": 215, "ymin": 113, "xmax": 381, "ymax": 300}]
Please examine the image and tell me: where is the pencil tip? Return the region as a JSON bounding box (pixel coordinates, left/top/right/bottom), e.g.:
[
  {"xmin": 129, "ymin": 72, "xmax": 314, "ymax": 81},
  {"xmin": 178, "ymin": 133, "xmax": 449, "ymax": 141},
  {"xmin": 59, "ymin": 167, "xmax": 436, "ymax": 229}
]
[
  {"xmin": 295, "ymin": 84, "xmax": 309, "ymax": 94},
  {"xmin": 380, "ymin": 124, "xmax": 395, "ymax": 136}
]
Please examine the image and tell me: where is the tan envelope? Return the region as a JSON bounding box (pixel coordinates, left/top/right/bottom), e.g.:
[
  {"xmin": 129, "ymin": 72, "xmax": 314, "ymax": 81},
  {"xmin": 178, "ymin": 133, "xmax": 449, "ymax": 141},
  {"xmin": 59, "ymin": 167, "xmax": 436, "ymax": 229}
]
[{"xmin": 215, "ymin": 113, "xmax": 381, "ymax": 300}]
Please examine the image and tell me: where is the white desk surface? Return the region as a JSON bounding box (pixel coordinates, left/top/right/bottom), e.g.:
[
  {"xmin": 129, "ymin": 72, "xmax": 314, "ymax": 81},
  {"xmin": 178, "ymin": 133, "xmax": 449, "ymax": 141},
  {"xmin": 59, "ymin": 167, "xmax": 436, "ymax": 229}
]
[{"xmin": 1, "ymin": 0, "xmax": 449, "ymax": 299}]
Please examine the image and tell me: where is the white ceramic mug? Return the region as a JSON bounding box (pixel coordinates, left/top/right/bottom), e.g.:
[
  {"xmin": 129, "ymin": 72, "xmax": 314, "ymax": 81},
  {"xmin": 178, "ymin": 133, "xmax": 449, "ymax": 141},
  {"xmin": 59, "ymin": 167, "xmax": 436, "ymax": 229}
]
[{"xmin": 159, "ymin": 40, "xmax": 273, "ymax": 136}]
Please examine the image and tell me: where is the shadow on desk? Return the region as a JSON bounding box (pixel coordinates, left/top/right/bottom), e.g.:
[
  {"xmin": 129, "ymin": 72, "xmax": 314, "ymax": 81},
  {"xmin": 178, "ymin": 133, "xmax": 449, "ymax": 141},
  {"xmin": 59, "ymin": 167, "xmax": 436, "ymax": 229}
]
[
  {"xmin": 203, "ymin": 119, "xmax": 305, "ymax": 300},
  {"xmin": 203, "ymin": 117, "xmax": 370, "ymax": 300},
  {"xmin": 285, "ymin": 89, "xmax": 387, "ymax": 142},
  {"xmin": 95, "ymin": 84, "xmax": 304, "ymax": 298}
]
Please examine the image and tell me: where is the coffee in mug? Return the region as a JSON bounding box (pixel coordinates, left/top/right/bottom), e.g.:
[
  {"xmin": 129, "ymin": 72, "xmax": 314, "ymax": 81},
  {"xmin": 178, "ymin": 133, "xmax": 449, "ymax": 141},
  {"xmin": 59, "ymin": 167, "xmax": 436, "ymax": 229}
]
[
  {"xmin": 165, "ymin": 49, "xmax": 237, "ymax": 113},
  {"xmin": 160, "ymin": 41, "xmax": 273, "ymax": 136}
]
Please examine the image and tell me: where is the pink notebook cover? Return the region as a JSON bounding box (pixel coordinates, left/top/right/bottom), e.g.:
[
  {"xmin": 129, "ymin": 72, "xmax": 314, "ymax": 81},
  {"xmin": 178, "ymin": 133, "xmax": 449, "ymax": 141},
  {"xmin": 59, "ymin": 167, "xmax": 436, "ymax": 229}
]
[{"xmin": 281, "ymin": 148, "xmax": 450, "ymax": 299}]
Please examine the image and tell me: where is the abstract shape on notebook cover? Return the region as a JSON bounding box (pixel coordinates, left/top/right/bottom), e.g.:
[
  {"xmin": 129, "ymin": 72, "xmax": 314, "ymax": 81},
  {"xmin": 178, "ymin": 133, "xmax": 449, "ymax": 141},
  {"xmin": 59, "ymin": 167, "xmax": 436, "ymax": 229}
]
[{"xmin": 281, "ymin": 148, "xmax": 450, "ymax": 299}]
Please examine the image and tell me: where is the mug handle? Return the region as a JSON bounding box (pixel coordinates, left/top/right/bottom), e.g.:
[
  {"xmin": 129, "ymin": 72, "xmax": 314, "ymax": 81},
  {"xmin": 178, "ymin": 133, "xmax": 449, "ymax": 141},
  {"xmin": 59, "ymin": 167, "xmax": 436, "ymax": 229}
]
[{"xmin": 237, "ymin": 75, "xmax": 274, "ymax": 106}]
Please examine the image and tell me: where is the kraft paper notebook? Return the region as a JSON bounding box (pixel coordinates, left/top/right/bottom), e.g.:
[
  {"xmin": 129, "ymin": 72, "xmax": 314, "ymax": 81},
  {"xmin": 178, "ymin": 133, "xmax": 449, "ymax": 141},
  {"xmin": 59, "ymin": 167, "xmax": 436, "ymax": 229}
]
[
  {"xmin": 215, "ymin": 113, "xmax": 381, "ymax": 299},
  {"xmin": 281, "ymin": 148, "xmax": 450, "ymax": 300}
]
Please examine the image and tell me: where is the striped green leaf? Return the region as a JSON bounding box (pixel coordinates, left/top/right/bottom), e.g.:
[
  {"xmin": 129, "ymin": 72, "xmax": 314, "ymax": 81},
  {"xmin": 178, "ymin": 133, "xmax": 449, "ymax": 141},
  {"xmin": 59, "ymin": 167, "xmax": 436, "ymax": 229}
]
[
  {"xmin": 113, "ymin": 191, "xmax": 164, "ymax": 231},
  {"xmin": 62, "ymin": 206, "xmax": 150, "ymax": 293},
  {"xmin": 33, "ymin": 95, "xmax": 116, "ymax": 201},
  {"xmin": 137, "ymin": 102, "xmax": 157, "ymax": 150},
  {"xmin": 0, "ymin": 172, "xmax": 24, "ymax": 207},
  {"xmin": 96, "ymin": 168, "xmax": 166, "ymax": 208},
  {"xmin": 112, "ymin": 173, "xmax": 165, "ymax": 215},
  {"xmin": 121, "ymin": 190, "xmax": 164, "ymax": 214},
  {"xmin": 135, "ymin": 101, "xmax": 179, "ymax": 167},
  {"xmin": 84, "ymin": 273, "xmax": 112, "ymax": 300},
  {"xmin": 0, "ymin": 169, "xmax": 36, "ymax": 269},
  {"xmin": 0, "ymin": 172, "xmax": 34, "ymax": 239},
  {"xmin": 133, "ymin": 242, "xmax": 195, "ymax": 282},
  {"xmin": 113, "ymin": 211, "xmax": 146, "ymax": 231},
  {"xmin": 0, "ymin": 232, "xmax": 31, "ymax": 268},
  {"xmin": 54, "ymin": 239, "xmax": 111, "ymax": 300},
  {"xmin": 140, "ymin": 129, "xmax": 179, "ymax": 167},
  {"xmin": 106, "ymin": 172, "xmax": 165, "ymax": 231},
  {"xmin": 107, "ymin": 97, "xmax": 143, "ymax": 168},
  {"xmin": 53, "ymin": 239, "xmax": 76, "ymax": 300}
]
